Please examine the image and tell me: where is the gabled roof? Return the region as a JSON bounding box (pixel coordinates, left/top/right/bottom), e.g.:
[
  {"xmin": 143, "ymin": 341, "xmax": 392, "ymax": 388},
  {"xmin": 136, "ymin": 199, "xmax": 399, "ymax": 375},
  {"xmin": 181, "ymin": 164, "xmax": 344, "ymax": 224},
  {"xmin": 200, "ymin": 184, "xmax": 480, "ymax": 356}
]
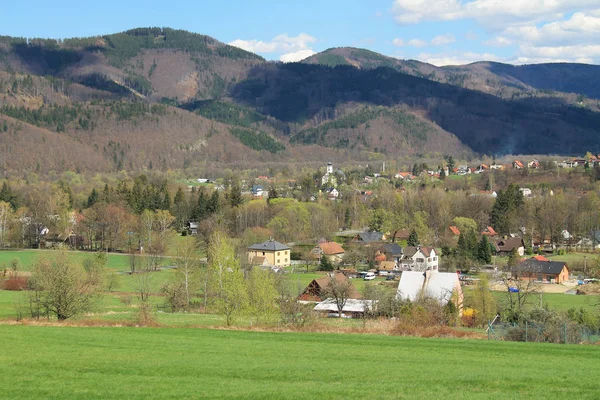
[
  {"xmin": 299, "ymin": 273, "xmax": 362, "ymax": 301},
  {"xmin": 381, "ymin": 243, "xmax": 403, "ymax": 257},
  {"xmin": 518, "ymin": 259, "xmax": 568, "ymax": 275},
  {"xmin": 449, "ymin": 226, "xmax": 460, "ymax": 235},
  {"xmin": 531, "ymin": 255, "xmax": 549, "ymax": 261},
  {"xmin": 396, "ymin": 271, "xmax": 461, "ymax": 305},
  {"xmin": 248, "ymin": 239, "xmax": 290, "ymax": 251},
  {"xmin": 354, "ymin": 232, "xmax": 384, "ymax": 243},
  {"xmin": 404, "ymin": 246, "xmax": 435, "ymax": 258},
  {"xmin": 495, "ymin": 237, "xmax": 524, "ymax": 252},
  {"xmin": 318, "ymin": 242, "xmax": 345, "ymax": 255},
  {"xmin": 482, "ymin": 226, "xmax": 497, "ymax": 236},
  {"xmin": 392, "ymin": 229, "xmax": 411, "ymax": 241},
  {"xmin": 378, "ymin": 261, "xmax": 396, "ymax": 271}
]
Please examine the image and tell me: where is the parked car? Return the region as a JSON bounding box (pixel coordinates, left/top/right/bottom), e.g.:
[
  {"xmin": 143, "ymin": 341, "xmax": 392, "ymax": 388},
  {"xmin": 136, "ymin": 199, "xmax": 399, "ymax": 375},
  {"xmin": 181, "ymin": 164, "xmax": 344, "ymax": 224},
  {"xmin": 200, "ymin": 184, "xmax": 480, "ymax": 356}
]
[
  {"xmin": 385, "ymin": 274, "xmax": 397, "ymax": 281},
  {"xmin": 364, "ymin": 272, "xmax": 376, "ymax": 281}
]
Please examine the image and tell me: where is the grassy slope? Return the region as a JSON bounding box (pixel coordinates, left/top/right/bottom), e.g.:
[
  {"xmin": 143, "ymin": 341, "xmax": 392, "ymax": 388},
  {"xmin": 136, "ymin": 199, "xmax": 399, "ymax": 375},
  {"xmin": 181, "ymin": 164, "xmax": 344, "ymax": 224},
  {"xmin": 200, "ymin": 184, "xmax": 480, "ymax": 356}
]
[{"xmin": 0, "ymin": 325, "xmax": 599, "ymax": 399}]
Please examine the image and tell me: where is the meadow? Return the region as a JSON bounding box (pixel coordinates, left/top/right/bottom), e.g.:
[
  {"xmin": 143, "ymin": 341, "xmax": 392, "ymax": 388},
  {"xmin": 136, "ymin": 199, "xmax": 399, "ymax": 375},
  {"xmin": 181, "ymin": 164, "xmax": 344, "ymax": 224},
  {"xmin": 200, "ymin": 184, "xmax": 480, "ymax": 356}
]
[{"xmin": 0, "ymin": 325, "xmax": 598, "ymax": 399}]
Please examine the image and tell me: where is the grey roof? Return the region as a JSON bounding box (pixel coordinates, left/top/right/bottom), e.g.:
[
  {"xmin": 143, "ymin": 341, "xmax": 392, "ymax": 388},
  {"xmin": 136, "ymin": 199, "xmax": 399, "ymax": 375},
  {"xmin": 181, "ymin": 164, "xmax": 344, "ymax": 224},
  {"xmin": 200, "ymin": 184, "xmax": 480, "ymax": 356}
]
[
  {"xmin": 355, "ymin": 232, "xmax": 384, "ymax": 243},
  {"xmin": 590, "ymin": 230, "xmax": 600, "ymax": 243},
  {"xmin": 248, "ymin": 239, "xmax": 290, "ymax": 251},
  {"xmin": 518, "ymin": 259, "xmax": 568, "ymax": 275},
  {"xmin": 381, "ymin": 243, "xmax": 403, "ymax": 257}
]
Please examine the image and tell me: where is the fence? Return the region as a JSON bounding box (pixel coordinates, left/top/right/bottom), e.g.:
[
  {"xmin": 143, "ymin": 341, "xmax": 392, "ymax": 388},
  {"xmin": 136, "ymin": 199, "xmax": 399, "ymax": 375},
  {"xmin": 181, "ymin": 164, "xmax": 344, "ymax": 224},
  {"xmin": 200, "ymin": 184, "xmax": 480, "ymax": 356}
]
[{"xmin": 488, "ymin": 320, "xmax": 600, "ymax": 344}]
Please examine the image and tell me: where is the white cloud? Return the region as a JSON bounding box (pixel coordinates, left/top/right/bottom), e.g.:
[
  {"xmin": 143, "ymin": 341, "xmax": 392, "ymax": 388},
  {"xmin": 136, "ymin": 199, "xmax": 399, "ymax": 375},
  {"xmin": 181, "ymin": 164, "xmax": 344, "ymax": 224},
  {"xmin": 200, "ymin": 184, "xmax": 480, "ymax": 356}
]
[
  {"xmin": 229, "ymin": 33, "xmax": 316, "ymax": 55},
  {"xmin": 393, "ymin": 35, "xmax": 454, "ymax": 47},
  {"xmin": 392, "ymin": 0, "xmax": 600, "ymax": 27},
  {"xmin": 465, "ymin": 31, "xmax": 478, "ymax": 40},
  {"xmin": 280, "ymin": 49, "xmax": 316, "ymax": 63},
  {"xmin": 430, "ymin": 34, "xmax": 455, "ymax": 46},
  {"xmin": 418, "ymin": 51, "xmax": 503, "ymax": 66},
  {"xmin": 484, "ymin": 36, "xmax": 513, "ymax": 46},
  {"xmin": 407, "ymin": 39, "xmax": 428, "ymax": 47},
  {"xmin": 504, "ymin": 11, "xmax": 600, "ymax": 46},
  {"xmin": 518, "ymin": 43, "xmax": 600, "ymax": 60}
]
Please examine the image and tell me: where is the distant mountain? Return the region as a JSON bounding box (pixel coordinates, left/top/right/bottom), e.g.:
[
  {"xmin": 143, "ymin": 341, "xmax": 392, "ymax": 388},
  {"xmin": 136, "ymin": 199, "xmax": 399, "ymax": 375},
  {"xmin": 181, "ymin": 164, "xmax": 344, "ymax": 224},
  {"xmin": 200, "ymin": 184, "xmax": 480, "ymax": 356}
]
[
  {"xmin": 304, "ymin": 48, "xmax": 600, "ymax": 100},
  {"xmin": 0, "ymin": 28, "xmax": 599, "ymax": 173}
]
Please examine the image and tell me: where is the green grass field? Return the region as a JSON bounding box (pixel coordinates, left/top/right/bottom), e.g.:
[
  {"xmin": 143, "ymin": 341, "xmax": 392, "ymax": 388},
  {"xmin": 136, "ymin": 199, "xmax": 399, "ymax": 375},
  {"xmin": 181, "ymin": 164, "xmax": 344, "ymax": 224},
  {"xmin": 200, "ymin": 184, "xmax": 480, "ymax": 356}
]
[{"xmin": 0, "ymin": 325, "xmax": 598, "ymax": 399}]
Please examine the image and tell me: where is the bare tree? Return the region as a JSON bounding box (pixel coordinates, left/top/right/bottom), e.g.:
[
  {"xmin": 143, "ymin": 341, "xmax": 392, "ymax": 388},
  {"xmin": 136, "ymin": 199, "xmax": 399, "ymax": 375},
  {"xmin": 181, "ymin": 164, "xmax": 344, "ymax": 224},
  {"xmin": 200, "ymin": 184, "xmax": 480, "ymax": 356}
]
[
  {"xmin": 322, "ymin": 273, "xmax": 355, "ymax": 318},
  {"xmin": 29, "ymin": 252, "xmax": 102, "ymax": 320}
]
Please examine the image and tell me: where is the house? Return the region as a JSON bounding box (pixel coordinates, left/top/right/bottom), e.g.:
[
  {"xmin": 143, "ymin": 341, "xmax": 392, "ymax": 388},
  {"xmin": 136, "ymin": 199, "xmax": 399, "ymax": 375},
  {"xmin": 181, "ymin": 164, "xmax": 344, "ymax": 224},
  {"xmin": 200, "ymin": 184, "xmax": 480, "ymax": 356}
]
[
  {"xmin": 482, "ymin": 226, "xmax": 497, "ymax": 236},
  {"xmin": 474, "ymin": 164, "xmax": 489, "ymax": 174},
  {"xmin": 528, "ymin": 160, "xmax": 540, "ymax": 169},
  {"xmin": 516, "ymin": 258, "xmax": 570, "ymax": 284},
  {"xmin": 313, "ymin": 298, "xmax": 375, "ymax": 318},
  {"xmin": 311, "ymin": 241, "xmax": 345, "ymax": 264},
  {"xmin": 380, "ymin": 243, "xmax": 403, "ymax": 263},
  {"xmin": 395, "ymin": 172, "xmax": 416, "ymax": 182},
  {"xmin": 247, "ymin": 238, "xmax": 291, "ymax": 267},
  {"xmin": 251, "ymin": 185, "xmax": 267, "ymax": 197},
  {"xmin": 391, "ymin": 229, "xmax": 411, "ymax": 242},
  {"xmin": 324, "ymin": 187, "xmax": 339, "ymax": 199},
  {"xmin": 352, "ymin": 232, "xmax": 384, "ymax": 244},
  {"xmin": 576, "ymin": 230, "xmax": 600, "ymax": 249},
  {"xmin": 490, "ymin": 164, "xmax": 504, "ymax": 170},
  {"xmin": 449, "ymin": 226, "xmax": 461, "ymax": 236},
  {"xmin": 187, "ymin": 221, "xmax": 199, "ymax": 235},
  {"xmin": 471, "ymin": 190, "xmax": 497, "ymax": 198},
  {"xmin": 378, "ymin": 261, "xmax": 397, "ymax": 274},
  {"xmin": 396, "ymin": 270, "xmax": 463, "ymax": 313},
  {"xmin": 495, "ymin": 237, "xmax": 525, "ymax": 256},
  {"xmin": 456, "ymin": 165, "xmax": 471, "ymax": 175},
  {"xmin": 513, "ymin": 160, "xmax": 524, "ymax": 169},
  {"xmin": 519, "ymin": 187, "xmax": 532, "ymax": 197},
  {"xmin": 298, "ymin": 272, "xmax": 361, "ymax": 302},
  {"xmin": 400, "ymin": 246, "xmax": 438, "ymax": 271}
]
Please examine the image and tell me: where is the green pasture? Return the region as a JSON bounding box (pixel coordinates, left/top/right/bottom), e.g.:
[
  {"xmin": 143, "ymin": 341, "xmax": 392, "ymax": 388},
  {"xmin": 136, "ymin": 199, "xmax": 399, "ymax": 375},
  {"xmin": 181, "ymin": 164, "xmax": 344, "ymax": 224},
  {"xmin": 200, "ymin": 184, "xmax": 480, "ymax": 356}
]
[{"xmin": 0, "ymin": 325, "xmax": 598, "ymax": 399}]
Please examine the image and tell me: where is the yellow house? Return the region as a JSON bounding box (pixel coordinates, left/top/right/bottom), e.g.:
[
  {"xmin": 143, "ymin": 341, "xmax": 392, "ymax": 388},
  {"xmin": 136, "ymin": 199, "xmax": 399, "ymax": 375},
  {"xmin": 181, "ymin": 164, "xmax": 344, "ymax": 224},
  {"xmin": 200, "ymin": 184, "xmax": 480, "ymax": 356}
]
[{"xmin": 247, "ymin": 239, "xmax": 291, "ymax": 267}]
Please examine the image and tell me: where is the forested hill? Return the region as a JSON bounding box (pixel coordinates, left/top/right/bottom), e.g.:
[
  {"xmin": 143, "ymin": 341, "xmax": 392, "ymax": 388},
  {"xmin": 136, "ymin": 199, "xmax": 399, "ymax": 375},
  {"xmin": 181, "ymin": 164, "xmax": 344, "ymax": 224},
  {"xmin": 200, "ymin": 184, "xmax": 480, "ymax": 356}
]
[
  {"xmin": 0, "ymin": 28, "xmax": 599, "ymax": 173},
  {"xmin": 303, "ymin": 47, "xmax": 600, "ymax": 100}
]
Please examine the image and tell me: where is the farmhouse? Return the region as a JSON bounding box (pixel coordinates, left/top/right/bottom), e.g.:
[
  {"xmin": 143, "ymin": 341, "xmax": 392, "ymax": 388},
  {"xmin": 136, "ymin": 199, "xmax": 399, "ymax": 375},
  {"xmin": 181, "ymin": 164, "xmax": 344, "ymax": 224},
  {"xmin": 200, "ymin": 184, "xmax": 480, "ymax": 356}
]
[
  {"xmin": 311, "ymin": 241, "xmax": 345, "ymax": 263},
  {"xmin": 396, "ymin": 270, "xmax": 463, "ymax": 313},
  {"xmin": 482, "ymin": 226, "xmax": 497, "ymax": 236},
  {"xmin": 516, "ymin": 258, "xmax": 570, "ymax": 284},
  {"xmin": 495, "ymin": 237, "xmax": 525, "ymax": 256},
  {"xmin": 298, "ymin": 273, "xmax": 361, "ymax": 301},
  {"xmin": 400, "ymin": 246, "xmax": 438, "ymax": 271},
  {"xmin": 247, "ymin": 238, "xmax": 291, "ymax": 267},
  {"xmin": 379, "ymin": 243, "xmax": 403, "ymax": 262},
  {"xmin": 352, "ymin": 232, "xmax": 384, "ymax": 244}
]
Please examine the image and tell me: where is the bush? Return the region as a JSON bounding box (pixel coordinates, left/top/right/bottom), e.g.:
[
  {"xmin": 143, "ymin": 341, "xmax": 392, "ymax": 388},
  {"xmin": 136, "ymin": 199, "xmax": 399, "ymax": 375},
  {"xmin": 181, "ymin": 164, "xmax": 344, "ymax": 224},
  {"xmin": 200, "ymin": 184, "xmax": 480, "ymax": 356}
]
[{"xmin": 2, "ymin": 276, "xmax": 28, "ymax": 291}]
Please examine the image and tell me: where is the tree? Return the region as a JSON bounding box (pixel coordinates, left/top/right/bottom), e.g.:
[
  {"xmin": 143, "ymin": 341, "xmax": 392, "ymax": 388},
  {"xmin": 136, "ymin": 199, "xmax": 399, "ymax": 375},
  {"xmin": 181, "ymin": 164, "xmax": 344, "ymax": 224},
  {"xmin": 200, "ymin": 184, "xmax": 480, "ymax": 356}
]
[
  {"xmin": 247, "ymin": 267, "xmax": 279, "ymax": 324},
  {"xmin": 173, "ymin": 236, "xmax": 202, "ymax": 309},
  {"xmin": 319, "ymin": 254, "xmax": 334, "ymax": 271},
  {"xmin": 87, "ymin": 188, "xmax": 99, "ymax": 208},
  {"xmin": 490, "ymin": 184, "xmax": 524, "ymax": 235},
  {"xmin": 322, "ymin": 273, "xmax": 355, "ymax": 318},
  {"xmin": 208, "ymin": 230, "xmax": 248, "ymax": 325},
  {"xmin": 29, "ymin": 252, "xmax": 101, "ymax": 320},
  {"xmin": 407, "ymin": 229, "xmax": 419, "ymax": 247},
  {"xmin": 470, "ymin": 273, "xmax": 497, "ymax": 327},
  {"xmin": 227, "ymin": 182, "xmax": 244, "ymax": 208},
  {"xmin": 477, "ymin": 235, "xmax": 493, "ymax": 264},
  {"xmin": 0, "ymin": 201, "xmax": 12, "ymax": 247},
  {"xmin": 507, "ymin": 248, "xmax": 520, "ymax": 268}
]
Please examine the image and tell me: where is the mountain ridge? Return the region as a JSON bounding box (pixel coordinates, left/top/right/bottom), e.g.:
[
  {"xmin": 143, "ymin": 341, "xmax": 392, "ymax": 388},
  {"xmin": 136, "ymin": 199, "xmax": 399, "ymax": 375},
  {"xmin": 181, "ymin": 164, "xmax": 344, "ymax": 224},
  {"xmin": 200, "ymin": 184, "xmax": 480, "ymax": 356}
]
[{"xmin": 0, "ymin": 27, "xmax": 599, "ymax": 173}]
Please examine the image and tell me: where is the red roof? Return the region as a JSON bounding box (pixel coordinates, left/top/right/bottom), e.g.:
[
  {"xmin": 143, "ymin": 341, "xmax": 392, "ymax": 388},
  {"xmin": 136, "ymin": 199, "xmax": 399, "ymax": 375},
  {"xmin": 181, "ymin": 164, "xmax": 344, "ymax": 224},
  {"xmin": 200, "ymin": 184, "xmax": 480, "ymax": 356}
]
[
  {"xmin": 318, "ymin": 242, "xmax": 345, "ymax": 255},
  {"xmin": 531, "ymin": 255, "xmax": 549, "ymax": 261},
  {"xmin": 449, "ymin": 226, "xmax": 461, "ymax": 235},
  {"xmin": 482, "ymin": 226, "xmax": 497, "ymax": 236},
  {"xmin": 514, "ymin": 160, "xmax": 524, "ymax": 168}
]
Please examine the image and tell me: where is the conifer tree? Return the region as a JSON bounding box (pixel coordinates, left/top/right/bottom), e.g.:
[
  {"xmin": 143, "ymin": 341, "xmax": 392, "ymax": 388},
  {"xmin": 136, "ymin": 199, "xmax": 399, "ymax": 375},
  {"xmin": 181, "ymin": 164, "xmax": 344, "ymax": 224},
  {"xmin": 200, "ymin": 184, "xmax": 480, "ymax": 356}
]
[{"xmin": 407, "ymin": 229, "xmax": 419, "ymax": 247}]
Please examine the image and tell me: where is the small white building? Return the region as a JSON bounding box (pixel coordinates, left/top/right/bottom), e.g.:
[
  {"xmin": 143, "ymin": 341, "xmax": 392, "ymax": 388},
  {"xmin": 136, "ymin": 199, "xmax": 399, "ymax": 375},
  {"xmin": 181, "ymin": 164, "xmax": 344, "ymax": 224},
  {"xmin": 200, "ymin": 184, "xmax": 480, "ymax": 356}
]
[
  {"xmin": 400, "ymin": 246, "xmax": 438, "ymax": 271},
  {"xmin": 519, "ymin": 187, "xmax": 532, "ymax": 197},
  {"xmin": 396, "ymin": 270, "xmax": 463, "ymax": 313}
]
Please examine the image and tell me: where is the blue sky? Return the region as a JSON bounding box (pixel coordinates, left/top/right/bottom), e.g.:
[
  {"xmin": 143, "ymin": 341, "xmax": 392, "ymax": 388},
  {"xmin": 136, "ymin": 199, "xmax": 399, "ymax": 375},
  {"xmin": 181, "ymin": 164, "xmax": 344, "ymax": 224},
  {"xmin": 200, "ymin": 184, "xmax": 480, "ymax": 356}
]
[{"xmin": 3, "ymin": 1, "xmax": 600, "ymax": 65}]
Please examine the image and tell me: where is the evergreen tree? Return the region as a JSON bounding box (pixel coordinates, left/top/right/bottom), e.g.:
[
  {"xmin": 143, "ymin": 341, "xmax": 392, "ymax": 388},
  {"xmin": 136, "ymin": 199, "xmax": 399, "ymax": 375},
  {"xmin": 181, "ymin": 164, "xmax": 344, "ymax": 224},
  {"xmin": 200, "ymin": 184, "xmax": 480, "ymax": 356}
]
[
  {"xmin": 194, "ymin": 190, "xmax": 208, "ymax": 220},
  {"xmin": 207, "ymin": 190, "xmax": 220, "ymax": 214},
  {"xmin": 173, "ymin": 188, "xmax": 185, "ymax": 205},
  {"xmin": 477, "ymin": 236, "xmax": 493, "ymax": 264},
  {"xmin": 58, "ymin": 180, "xmax": 74, "ymax": 208},
  {"xmin": 162, "ymin": 189, "xmax": 171, "ymax": 210},
  {"xmin": 457, "ymin": 232, "xmax": 469, "ymax": 258},
  {"xmin": 319, "ymin": 255, "xmax": 334, "ymax": 271},
  {"xmin": 87, "ymin": 188, "xmax": 99, "ymax": 208},
  {"xmin": 407, "ymin": 229, "xmax": 419, "ymax": 246},
  {"xmin": 102, "ymin": 184, "xmax": 111, "ymax": 203},
  {"xmin": 446, "ymin": 155, "xmax": 455, "ymax": 172},
  {"xmin": 490, "ymin": 184, "xmax": 524, "ymax": 235},
  {"xmin": 228, "ymin": 183, "xmax": 243, "ymax": 208},
  {"xmin": 507, "ymin": 248, "xmax": 520, "ymax": 268},
  {"xmin": 0, "ymin": 182, "xmax": 18, "ymax": 209},
  {"xmin": 439, "ymin": 168, "xmax": 446, "ymax": 180}
]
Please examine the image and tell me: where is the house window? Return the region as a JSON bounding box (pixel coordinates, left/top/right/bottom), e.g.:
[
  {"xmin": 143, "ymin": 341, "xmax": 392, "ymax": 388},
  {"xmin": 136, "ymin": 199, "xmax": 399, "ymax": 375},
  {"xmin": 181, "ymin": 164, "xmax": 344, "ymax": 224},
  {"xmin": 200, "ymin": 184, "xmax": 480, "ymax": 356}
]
[
  {"xmin": 278, "ymin": 252, "xmax": 281, "ymax": 255},
  {"xmin": 428, "ymin": 258, "xmax": 432, "ymax": 262},
  {"xmin": 277, "ymin": 259, "xmax": 280, "ymax": 264},
  {"xmin": 433, "ymin": 257, "xmax": 438, "ymax": 261},
  {"xmin": 262, "ymin": 252, "xmax": 265, "ymax": 256},
  {"xmin": 285, "ymin": 258, "xmax": 288, "ymax": 263},
  {"xmin": 416, "ymin": 258, "xmax": 424, "ymax": 263}
]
